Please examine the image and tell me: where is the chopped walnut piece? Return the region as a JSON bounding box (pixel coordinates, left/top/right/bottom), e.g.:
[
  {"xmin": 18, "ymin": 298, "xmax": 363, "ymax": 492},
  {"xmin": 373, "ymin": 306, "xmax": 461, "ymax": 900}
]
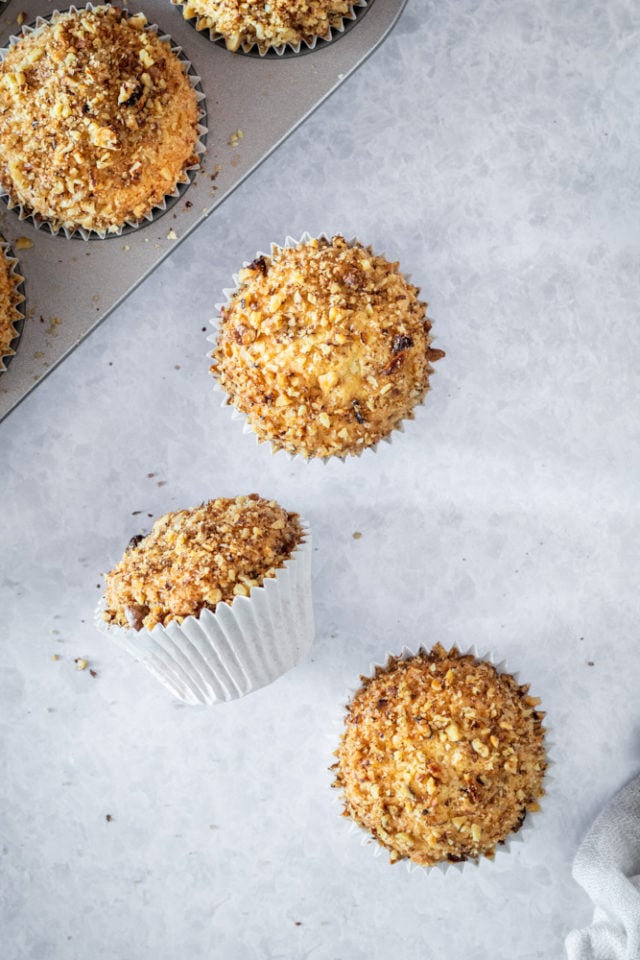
[
  {"xmin": 102, "ymin": 496, "xmax": 304, "ymax": 631},
  {"xmin": 0, "ymin": 6, "xmax": 200, "ymax": 234},
  {"xmin": 176, "ymin": 0, "xmax": 353, "ymax": 53},
  {"xmin": 333, "ymin": 645, "xmax": 547, "ymax": 867},
  {"xmin": 212, "ymin": 236, "xmax": 443, "ymax": 459}
]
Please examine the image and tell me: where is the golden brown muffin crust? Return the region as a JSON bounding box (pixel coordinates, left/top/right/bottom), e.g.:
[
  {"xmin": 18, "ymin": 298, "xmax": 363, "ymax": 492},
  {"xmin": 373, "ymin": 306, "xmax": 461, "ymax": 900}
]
[
  {"xmin": 176, "ymin": 0, "xmax": 353, "ymax": 52},
  {"xmin": 0, "ymin": 246, "xmax": 23, "ymax": 361},
  {"xmin": 333, "ymin": 645, "xmax": 546, "ymax": 866},
  {"xmin": 211, "ymin": 236, "xmax": 444, "ymax": 459},
  {"xmin": 0, "ymin": 6, "xmax": 200, "ymax": 234},
  {"xmin": 103, "ymin": 495, "xmax": 304, "ymax": 631}
]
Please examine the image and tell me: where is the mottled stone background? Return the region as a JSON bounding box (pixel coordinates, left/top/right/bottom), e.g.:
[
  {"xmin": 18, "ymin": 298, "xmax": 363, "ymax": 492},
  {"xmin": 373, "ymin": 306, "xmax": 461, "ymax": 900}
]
[{"xmin": 2, "ymin": 0, "xmax": 639, "ymax": 957}]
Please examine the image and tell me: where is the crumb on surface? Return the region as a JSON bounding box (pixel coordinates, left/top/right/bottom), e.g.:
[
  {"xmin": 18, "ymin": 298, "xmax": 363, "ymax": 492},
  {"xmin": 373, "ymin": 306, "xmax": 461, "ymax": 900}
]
[
  {"xmin": 103, "ymin": 495, "xmax": 304, "ymax": 631},
  {"xmin": 0, "ymin": 5, "xmax": 200, "ymax": 234},
  {"xmin": 74, "ymin": 657, "xmax": 88, "ymax": 670},
  {"xmin": 333, "ymin": 644, "xmax": 546, "ymax": 867},
  {"xmin": 212, "ymin": 235, "xmax": 443, "ymax": 459}
]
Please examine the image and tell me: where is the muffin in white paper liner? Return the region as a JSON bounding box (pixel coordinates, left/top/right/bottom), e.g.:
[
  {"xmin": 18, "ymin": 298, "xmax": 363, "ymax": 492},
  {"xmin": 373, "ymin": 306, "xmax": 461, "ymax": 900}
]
[
  {"xmin": 0, "ymin": 5, "xmax": 207, "ymax": 240},
  {"xmin": 331, "ymin": 643, "xmax": 549, "ymax": 875},
  {"xmin": 208, "ymin": 232, "xmax": 443, "ymax": 463},
  {"xmin": 0, "ymin": 238, "xmax": 26, "ymax": 374},
  {"xmin": 172, "ymin": 0, "xmax": 369, "ymax": 57},
  {"xmin": 96, "ymin": 522, "xmax": 313, "ymax": 706}
]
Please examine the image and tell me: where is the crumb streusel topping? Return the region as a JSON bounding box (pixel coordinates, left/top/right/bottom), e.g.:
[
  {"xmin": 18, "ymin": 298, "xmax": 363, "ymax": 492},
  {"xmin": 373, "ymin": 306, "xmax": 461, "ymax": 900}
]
[
  {"xmin": 0, "ymin": 5, "xmax": 200, "ymax": 234},
  {"xmin": 103, "ymin": 495, "xmax": 304, "ymax": 631},
  {"xmin": 0, "ymin": 246, "xmax": 23, "ymax": 361},
  {"xmin": 175, "ymin": 0, "xmax": 353, "ymax": 52},
  {"xmin": 333, "ymin": 645, "xmax": 546, "ymax": 866},
  {"xmin": 211, "ymin": 236, "xmax": 444, "ymax": 459}
]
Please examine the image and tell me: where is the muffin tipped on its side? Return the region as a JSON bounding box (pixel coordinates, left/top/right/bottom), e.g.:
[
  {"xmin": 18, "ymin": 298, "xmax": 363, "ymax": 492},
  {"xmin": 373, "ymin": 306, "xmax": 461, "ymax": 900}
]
[
  {"xmin": 103, "ymin": 495, "xmax": 304, "ymax": 632},
  {"xmin": 333, "ymin": 645, "xmax": 546, "ymax": 867},
  {"xmin": 211, "ymin": 235, "xmax": 444, "ymax": 459}
]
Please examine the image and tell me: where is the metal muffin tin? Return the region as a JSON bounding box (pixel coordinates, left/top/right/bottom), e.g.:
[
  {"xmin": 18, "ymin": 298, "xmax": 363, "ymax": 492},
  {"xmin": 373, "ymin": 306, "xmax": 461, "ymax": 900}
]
[{"xmin": 0, "ymin": 0, "xmax": 407, "ymax": 422}]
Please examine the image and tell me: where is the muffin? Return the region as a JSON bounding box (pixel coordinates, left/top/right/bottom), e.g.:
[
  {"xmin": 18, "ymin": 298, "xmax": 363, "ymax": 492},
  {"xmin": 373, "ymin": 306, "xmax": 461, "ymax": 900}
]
[
  {"xmin": 211, "ymin": 235, "xmax": 444, "ymax": 459},
  {"xmin": 0, "ymin": 242, "xmax": 24, "ymax": 370},
  {"xmin": 0, "ymin": 5, "xmax": 201, "ymax": 236},
  {"xmin": 174, "ymin": 0, "xmax": 360, "ymax": 54},
  {"xmin": 98, "ymin": 495, "xmax": 314, "ymax": 705},
  {"xmin": 333, "ymin": 644, "xmax": 546, "ymax": 867}
]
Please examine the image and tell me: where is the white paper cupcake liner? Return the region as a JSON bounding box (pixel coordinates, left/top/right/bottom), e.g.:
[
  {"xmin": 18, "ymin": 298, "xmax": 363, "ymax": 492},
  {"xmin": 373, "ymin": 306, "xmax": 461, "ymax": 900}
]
[
  {"xmin": 173, "ymin": 0, "xmax": 369, "ymax": 57},
  {"xmin": 0, "ymin": 238, "xmax": 26, "ymax": 374},
  {"xmin": 331, "ymin": 643, "xmax": 551, "ymax": 876},
  {"xmin": 95, "ymin": 522, "xmax": 314, "ymax": 705},
  {"xmin": 0, "ymin": 5, "xmax": 207, "ymax": 240},
  {"xmin": 208, "ymin": 231, "xmax": 442, "ymax": 463}
]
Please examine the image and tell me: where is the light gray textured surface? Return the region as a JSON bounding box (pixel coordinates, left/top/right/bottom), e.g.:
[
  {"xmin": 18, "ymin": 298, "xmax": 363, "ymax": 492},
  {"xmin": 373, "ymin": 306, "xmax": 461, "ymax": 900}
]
[{"xmin": 1, "ymin": 1, "xmax": 640, "ymax": 958}]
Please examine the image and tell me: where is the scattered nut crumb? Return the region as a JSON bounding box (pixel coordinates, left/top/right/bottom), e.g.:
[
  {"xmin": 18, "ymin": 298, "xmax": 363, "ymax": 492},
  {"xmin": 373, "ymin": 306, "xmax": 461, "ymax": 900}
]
[
  {"xmin": 89, "ymin": 669, "xmax": 98, "ymax": 678},
  {"xmin": 105, "ymin": 814, "xmax": 113, "ymax": 822},
  {"xmin": 15, "ymin": 237, "xmax": 33, "ymax": 250},
  {"xmin": 52, "ymin": 654, "xmax": 60, "ymax": 661},
  {"xmin": 75, "ymin": 657, "xmax": 88, "ymax": 670},
  {"xmin": 228, "ymin": 129, "xmax": 244, "ymax": 147},
  {"xmin": 352, "ymin": 532, "xmax": 362, "ymax": 540},
  {"xmin": 167, "ymin": 229, "xmax": 178, "ymax": 240}
]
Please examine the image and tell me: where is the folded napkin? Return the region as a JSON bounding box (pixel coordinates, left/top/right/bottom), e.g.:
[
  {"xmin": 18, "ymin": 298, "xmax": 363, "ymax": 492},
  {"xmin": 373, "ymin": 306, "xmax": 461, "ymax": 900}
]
[{"xmin": 566, "ymin": 774, "xmax": 640, "ymax": 960}]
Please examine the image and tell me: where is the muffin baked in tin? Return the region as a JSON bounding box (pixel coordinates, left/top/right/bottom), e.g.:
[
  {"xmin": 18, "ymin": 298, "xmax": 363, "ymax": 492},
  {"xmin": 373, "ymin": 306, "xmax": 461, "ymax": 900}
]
[
  {"xmin": 0, "ymin": 5, "xmax": 204, "ymax": 237},
  {"xmin": 173, "ymin": 0, "xmax": 369, "ymax": 56},
  {"xmin": 0, "ymin": 239, "xmax": 25, "ymax": 373}
]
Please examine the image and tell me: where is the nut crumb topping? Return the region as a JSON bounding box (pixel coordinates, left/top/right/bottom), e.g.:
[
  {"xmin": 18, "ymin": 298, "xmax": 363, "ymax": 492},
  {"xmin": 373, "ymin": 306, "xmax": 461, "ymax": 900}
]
[
  {"xmin": 0, "ymin": 6, "xmax": 200, "ymax": 233},
  {"xmin": 211, "ymin": 236, "xmax": 443, "ymax": 459},
  {"xmin": 333, "ymin": 645, "xmax": 546, "ymax": 867},
  {"xmin": 0, "ymin": 247, "xmax": 23, "ymax": 361},
  {"xmin": 176, "ymin": 0, "xmax": 353, "ymax": 52},
  {"xmin": 103, "ymin": 495, "xmax": 304, "ymax": 631}
]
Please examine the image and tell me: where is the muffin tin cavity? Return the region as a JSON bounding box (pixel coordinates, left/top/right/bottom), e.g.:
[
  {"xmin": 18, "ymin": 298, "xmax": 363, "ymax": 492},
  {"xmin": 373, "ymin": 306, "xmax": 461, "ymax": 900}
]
[{"xmin": 0, "ymin": 0, "xmax": 406, "ymax": 422}]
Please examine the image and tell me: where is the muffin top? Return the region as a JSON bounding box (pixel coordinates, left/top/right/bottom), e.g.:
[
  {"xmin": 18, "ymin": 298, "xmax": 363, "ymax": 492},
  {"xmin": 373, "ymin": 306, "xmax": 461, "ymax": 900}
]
[
  {"xmin": 211, "ymin": 236, "xmax": 443, "ymax": 459},
  {"xmin": 176, "ymin": 0, "xmax": 353, "ymax": 53},
  {"xmin": 0, "ymin": 245, "xmax": 23, "ymax": 362},
  {"xmin": 333, "ymin": 645, "xmax": 546, "ymax": 866},
  {"xmin": 103, "ymin": 495, "xmax": 304, "ymax": 631},
  {"xmin": 0, "ymin": 5, "xmax": 200, "ymax": 234}
]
